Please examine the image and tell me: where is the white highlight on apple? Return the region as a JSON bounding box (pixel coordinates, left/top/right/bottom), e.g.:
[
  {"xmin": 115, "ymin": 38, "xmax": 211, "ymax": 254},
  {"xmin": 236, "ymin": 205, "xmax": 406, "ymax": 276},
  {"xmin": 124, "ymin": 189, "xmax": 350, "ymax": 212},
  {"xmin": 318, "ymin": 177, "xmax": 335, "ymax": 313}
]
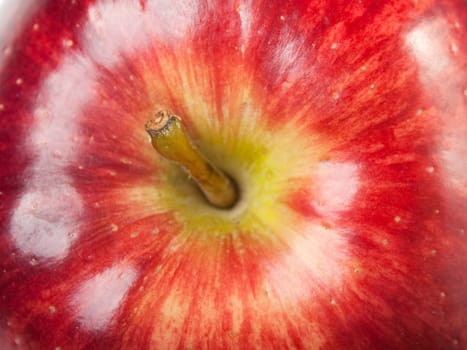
[
  {"xmin": 406, "ymin": 17, "xmax": 467, "ymax": 205},
  {"xmin": 83, "ymin": 0, "xmax": 198, "ymax": 67},
  {"xmin": 265, "ymin": 161, "xmax": 358, "ymax": 304},
  {"xmin": 311, "ymin": 161, "xmax": 360, "ymax": 218},
  {"xmin": 406, "ymin": 17, "xmax": 464, "ymax": 107},
  {"xmin": 10, "ymin": 56, "xmax": 95, "ymax": 261},
  {"xmin": 406, "ymin": 20, "xmax": 451, "ymax": 78},
  {"xmin": 266, "ymin": 224, "xmax": 349, "ymax": 305},
  {"xmin": 236, "ymin": 0, "xmax": 253, "ymax": 48},
  {"xmin": 32, "ymin": 56, "xmax": 95, "ymax": 163},
  {"xmin": 10, "ymin": 185, "xmax": 82, "ymax": 260},
  {"xmin": 71, "ymin": 264, "xmax": 138, "ymax": 331},
  {"xmin": 268, "ymin": 24, "xmax": 317, "ymax": 88},
  {"xmin": 441, "ymin": 147, "xmax": 467, "ymax": 197}
]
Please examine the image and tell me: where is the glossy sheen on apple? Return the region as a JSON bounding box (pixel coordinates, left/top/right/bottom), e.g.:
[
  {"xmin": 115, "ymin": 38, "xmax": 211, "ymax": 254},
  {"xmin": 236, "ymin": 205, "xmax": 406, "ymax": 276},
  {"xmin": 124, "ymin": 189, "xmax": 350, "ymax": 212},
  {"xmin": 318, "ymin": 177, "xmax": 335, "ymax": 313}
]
[{"xmin": 0, "ymin": 0, "xmax": 466, "ymax": 349}]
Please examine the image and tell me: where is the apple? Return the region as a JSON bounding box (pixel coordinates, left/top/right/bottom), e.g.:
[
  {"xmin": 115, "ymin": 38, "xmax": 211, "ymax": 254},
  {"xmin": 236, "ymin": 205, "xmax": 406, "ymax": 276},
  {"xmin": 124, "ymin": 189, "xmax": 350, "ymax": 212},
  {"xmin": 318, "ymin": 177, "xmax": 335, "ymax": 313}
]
[{"xmin": 1, "ymin": 0, "xmax": 466, "ymax": 349}]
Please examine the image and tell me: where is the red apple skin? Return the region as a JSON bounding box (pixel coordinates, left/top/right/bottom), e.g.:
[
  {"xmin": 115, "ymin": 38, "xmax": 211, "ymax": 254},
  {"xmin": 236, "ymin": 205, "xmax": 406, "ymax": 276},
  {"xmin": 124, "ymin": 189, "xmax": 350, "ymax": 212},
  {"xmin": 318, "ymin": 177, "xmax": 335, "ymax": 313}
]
[{"xmin": 1, "ymin": 0, "xmax": 466, "ymax": 349}]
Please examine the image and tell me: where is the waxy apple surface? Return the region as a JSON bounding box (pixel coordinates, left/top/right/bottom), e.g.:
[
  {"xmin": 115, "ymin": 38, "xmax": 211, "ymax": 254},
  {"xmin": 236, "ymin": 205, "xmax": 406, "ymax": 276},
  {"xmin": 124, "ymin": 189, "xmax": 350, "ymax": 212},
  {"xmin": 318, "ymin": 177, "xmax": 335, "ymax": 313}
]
[{"xmin": 1, "ymin": 0, "xmax": 466, "ymax": 349}]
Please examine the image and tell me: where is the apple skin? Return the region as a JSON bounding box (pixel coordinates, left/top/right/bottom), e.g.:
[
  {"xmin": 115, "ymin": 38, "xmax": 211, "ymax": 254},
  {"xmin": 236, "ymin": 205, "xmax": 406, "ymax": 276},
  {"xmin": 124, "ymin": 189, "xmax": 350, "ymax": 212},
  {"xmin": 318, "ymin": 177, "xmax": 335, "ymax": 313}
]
[{"xmin": 0, "ymin": 0, "xmax": 466, "ymax": 349}]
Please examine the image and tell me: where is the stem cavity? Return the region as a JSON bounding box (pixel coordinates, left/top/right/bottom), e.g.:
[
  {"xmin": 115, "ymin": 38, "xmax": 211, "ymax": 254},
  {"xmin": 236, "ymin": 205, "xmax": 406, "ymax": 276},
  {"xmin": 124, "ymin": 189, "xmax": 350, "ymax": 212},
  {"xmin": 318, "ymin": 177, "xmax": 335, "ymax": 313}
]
[{"xmin": 145, "ymin": 110, "xmax": 238, "ymax": 209}]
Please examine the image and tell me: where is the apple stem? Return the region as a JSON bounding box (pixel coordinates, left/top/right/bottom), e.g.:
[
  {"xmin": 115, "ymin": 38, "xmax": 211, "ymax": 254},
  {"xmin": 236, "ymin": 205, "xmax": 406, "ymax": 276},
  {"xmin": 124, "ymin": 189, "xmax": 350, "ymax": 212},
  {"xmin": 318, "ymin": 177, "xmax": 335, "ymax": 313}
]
[{"xmin": 145, "ymin": 110, "xmax": 238, "ymax": 209}]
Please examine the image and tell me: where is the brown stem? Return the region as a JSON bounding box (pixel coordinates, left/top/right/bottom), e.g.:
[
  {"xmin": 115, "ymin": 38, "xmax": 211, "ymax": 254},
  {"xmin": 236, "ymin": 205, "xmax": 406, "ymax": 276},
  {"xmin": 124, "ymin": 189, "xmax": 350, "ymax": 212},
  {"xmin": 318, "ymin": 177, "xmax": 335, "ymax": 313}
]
[{"xmin": 145, "ymin": 110, "xmax": 238, "ymax": 209}]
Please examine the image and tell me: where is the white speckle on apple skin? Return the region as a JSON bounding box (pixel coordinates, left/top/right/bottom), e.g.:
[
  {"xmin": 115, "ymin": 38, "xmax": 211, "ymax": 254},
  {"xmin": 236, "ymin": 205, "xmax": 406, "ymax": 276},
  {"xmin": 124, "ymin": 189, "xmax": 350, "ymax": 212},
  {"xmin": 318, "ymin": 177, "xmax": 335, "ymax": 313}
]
[
  {"xmin": 394, "ymin": 216, "xmax": 402, "ymax": 223},
  {"xmin": 330, "ymin": 42, "xmax": 338, "ymax": 49},
  {"xmin": 3, "ymin": 46, "xmax": 12, "ymax": 56},
  {"xmin": 120, "ymin": 158, "xmax": 132, "ymax": 165},
  {"xmin": 130, "ymin": 232, "xmax": 139, "ymax": 238},
  {"xmin": 382, "ymin": 239, "xmax": 389, "ymax": 247},
  {"xmin": 63, "ymin": 39, "xmax": 74, "ymax": 48},
  {"xmin": 426, "ymin": 166, "xmax": 435, "ymax": 173},
  {"xmin": 440, "ymin": 292, "xmax": 446, "ymax": 298},
  {"xmin": 281, "ymin": 81, "xmax": 292, "ymax": 89},
  {"xmin": 15, "ymin": 78, "xmax": 23, "ymax": 85},
  {"xmin": 110, "ymin": 224, "xmax": 118, "ymax": 232},
  {"xmin": 450, "ymin": 42, "xmax": 458, "ymax": 55},
  {"xmin": 32, "ymin": 23, "xmax": 39, "ymax": 31},
  {"xmin": 49, "ymin": 305, "xmax": 56, "ymax": 313},
  {"xmin": 88, "ymin": 7, "xmax": 101, "ymax": 25},
  {"xmin": 0, "ymin": 103, "xmax": 4, "ymax": 110},
  {"xmin": 431, "ymin": 249, "xmax": 438, "ymax": 256}
]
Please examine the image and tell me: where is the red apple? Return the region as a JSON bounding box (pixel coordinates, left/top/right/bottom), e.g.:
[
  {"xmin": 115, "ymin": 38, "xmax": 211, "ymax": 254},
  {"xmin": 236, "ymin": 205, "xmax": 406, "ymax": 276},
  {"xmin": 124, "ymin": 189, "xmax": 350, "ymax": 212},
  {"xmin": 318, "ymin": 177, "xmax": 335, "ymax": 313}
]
[{"xmin": 1, "ymin": 0, "xmax": 466, "ymax": 349}]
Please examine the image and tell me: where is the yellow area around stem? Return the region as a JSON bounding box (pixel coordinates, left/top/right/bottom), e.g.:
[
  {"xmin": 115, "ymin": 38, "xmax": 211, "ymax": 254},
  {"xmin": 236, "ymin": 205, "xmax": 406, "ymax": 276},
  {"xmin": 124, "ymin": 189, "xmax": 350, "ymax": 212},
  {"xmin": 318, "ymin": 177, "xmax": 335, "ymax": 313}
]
[
  {"xmin": 129, "ymin": 48, "xmax": 330, "ymax": 240},
  {"xmin": 131, "ymin": 118, "xmax": 325, "ymax": 240}
]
